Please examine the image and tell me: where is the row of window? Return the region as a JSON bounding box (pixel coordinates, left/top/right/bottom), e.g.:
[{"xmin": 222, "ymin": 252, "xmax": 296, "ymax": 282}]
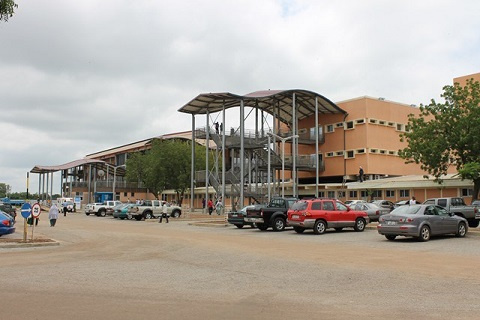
[
  {"xmin": 325, "ymin": 148, "xmax": 398, "ymax": 159},
  {"xmin": 325, "ymin": 118, "xmax": 409, "ymax": 133}
]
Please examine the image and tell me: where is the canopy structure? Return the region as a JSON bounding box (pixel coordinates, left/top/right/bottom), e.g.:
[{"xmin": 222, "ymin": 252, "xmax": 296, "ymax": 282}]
[
  {"xmin": 30, "ymin": 158, "xmax": 126, "ymax": 176},
  {"xmin": 178, "ymin": 89, "xmax": 346, "ymax": 123}
]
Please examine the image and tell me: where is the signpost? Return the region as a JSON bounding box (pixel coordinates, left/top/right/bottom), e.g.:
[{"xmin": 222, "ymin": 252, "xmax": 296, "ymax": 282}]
[
  {"xmin": 31, "ymin": 203, "xmax": 41, "ymax": 241},
  {"xmin": 20, "ymin": 203, "xmax": 32, "ymax": 242}
]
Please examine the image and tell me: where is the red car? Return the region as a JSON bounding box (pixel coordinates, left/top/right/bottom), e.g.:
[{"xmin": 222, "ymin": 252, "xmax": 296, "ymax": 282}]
[{"xmin": 287, "ymin": 198, "xmax": 369, "ymax": 234}]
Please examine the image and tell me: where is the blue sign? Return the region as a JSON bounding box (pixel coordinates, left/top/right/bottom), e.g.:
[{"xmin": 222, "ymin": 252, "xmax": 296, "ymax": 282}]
[{"xmin": 21, "ymin": 203, "xmax": 32, "ymax": 219}]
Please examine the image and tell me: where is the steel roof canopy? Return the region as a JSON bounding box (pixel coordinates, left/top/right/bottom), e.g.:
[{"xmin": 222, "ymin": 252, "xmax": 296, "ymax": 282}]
[{"xmin": 178, "ymin": 89, "xmax": 346, "ymax": 124}]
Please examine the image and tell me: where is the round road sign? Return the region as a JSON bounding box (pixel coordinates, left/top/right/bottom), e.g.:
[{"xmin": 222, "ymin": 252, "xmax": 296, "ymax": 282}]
[
  {"xmin": 21, "ymin": 203, "xmax": 32, "ymax": 219},
  {"xmin": 31, "ymin": 203, "xmax": 42, "ymax": 218}
]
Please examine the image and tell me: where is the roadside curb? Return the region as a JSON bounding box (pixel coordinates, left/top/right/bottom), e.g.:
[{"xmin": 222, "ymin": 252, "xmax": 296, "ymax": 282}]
[
  {"xmin": 0, "ymin": 239, "xmax": 60, "ymax": 249},
  {"xmin": 188, "ymin": 220, "xmax": 228, "ymax": 227}
]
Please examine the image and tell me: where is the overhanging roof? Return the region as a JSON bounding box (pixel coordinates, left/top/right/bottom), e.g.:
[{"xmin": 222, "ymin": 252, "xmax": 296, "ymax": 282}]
[
  {"xmin": 178, "ymin": 89, "xmax": 346, "ymax": 124},
  {"xmin": 30, "ymin": 159, "xmax": 107, "ymax": 174}
]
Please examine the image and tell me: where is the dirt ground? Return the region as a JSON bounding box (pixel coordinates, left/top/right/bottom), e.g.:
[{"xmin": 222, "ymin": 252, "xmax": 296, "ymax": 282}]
[{"xmin": 1, "ymin": 213, "xmax": 480, "ymax": 320}]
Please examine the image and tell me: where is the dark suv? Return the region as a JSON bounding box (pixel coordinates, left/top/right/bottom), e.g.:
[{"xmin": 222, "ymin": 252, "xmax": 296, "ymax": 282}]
[{"xmin": 0, "ymin": 203, "xmax": 17, "ymax": 221}]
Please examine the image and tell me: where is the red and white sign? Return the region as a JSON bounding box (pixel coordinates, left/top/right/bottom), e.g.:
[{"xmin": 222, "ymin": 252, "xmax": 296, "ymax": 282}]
[{"xmin": 31, "ymin": 203, "xmax": 42, "ymax": 218}]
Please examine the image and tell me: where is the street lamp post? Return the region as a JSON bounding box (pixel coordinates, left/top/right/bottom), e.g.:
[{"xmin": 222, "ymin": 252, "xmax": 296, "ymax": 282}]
[{"xmin": 267, "ymin": 132, "xmax": 299, "ymax": 198}]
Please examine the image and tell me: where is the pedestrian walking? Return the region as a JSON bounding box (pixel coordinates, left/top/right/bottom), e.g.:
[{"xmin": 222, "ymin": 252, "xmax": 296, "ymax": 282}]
[
  {"xmin": 207, "ymin": 198, "xmax": 214, "ymax": 215},
  {"xmin": 49, "ymin": 203, "xmax": 59, "ymax": 227},
  {"xmin": 359, "ymin": 166, "xmax": 364, "ymax": 182},
  {"xmin": 202, "ymin": 197, "xmax": 206, "ymax": 209},
  {"xmin": 63, "ymin": 201, "xmax": 68, "ymax": 217},
  {"xmin": 215, "ymin": 198, "xmax": 223, "ymax": 215},
  {"xmin": 159, "ymin": 202, "xmax": 169, "ymax": 223}
]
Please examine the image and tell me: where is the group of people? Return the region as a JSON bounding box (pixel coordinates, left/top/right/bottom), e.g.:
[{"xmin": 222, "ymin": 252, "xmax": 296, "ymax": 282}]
[
  {"xmin": 214, "ymin": 122, "xmax": 223, "ymax": 134},
  {"xmin": 202, "ymin": 197, "xmax": 223, "ymax": 215}
]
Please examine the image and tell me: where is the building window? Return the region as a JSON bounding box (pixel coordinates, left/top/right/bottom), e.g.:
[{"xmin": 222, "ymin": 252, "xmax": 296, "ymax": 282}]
[
  {"xmin": 356, "ymin": 149, "xmax": 365, "ymax": 154},
  {"xmin": 123, "ymin": 192, "xmax": 127, "ymax": 197},
  {"xmin": 388, "ymin": 150, "xmax": 396, "ymax": 155},
  {"xmin": 336, "ymin": 122, "xmax": 344, "ymax": 128},
  {"xmin": 396, "ymin": 123, "xmax": 404, "ymax": 131},
  {"xmin": 370, "ymin": 149, "xmax": 378, "ymax": 154},
  {"xmin": 345, "ymin": 121, "xmax": 354, "ymax": 130},
  {"xmin": 462, "ymin": 188, "xmax": 473, "ymax": 196},
  {"xmin": 346, "ymin": 150, "xmax": 355, "ymax": 158},
  {"xmin": 379, "ymin": 150, "xmax": 386, "ymax": 154},
  {"xmin": 372, "ymin": 190, "xmax": 382, "ymax": 198},
  {"xmin": 335, "ymin": 151, "xmax": 344, "ymax": 157},
  {"xmin": 338, "ymin": 191, "xmax": 346, "ymax": 198},
  {"xmin": 326, "ymin": 152, "xmax": 334, "ymax": 157},
  {"xmin": 326, "ymin": 124, "xmax": 334, "ymax": 133},
  {"xmin": 355, "ymin": 119, "xmax": 365, "ymax": 125},
  {"xmin": 386, "ymin": 190, "xmax": 395, "ymax": 198},
  {"xmin": 327, "ymin": 191, "xmax": 335, "ymax": 198},
  {"xmin": 318, "ymin": 191, "xmax": 325, "ymax": 198},
  {"xmin": 379, "ymin": 120, "xmax": 386, "ymax": 125},
  {"xmin": 360, "ymin": 190, "xmax": 368, "ymax": 198},
  {"xmin": 369, "ymin": 119, "xmax": 377, "ymax": 124},
  {"xmin": 131, "ymin": 192, "xmax": 135, "ymax": 197},
  {"xmin": 349, "ymin": 191, "xmax": 358, "ymax": 198},
  {"xmin": 400, "ymin": 189, "xmax": 410, "ymax": 197},
  {"xmin": 387, "ymin": 122, "xmax": 395, "ymax": 127}
]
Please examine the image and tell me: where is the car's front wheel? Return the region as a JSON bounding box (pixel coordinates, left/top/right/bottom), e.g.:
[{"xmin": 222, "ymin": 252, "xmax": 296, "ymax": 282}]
[
  {"xmin": 126, "ymin": 213, "xmax": 133, "ymax": 220},
  {"xmin": 456, "ymin": 222, "xmax": 467, "ymax": 237},
  {"xmin": 98, "ymin": 209, "xmax": 106, "ymax": 217},
  {"xmin": 235, "ymin": 224, "xmax": 244, "ymax": 229},
  {"xmin": 313, "ymin": 220, "xmax": 326, "ymax": 235},
  {"xmin": 171, "ymin": 210, "xmax": 181, "ymax": 218},
  {"xmin": 144, "ymin": 212, "xmax": 153, "ymax": 219},
  {"xmin": 354, "ymin": 218, "xmax": 366, "ymax": 232}
]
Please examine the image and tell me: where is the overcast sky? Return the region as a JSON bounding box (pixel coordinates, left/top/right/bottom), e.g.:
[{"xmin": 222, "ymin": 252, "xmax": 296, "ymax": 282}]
[{"xmin": 1, "ymin": 0, "xmax": 479, "ymax": 193}]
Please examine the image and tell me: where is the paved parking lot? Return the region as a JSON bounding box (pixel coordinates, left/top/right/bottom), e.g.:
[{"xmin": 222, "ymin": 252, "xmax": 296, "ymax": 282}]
[{"xmin": 1, "ymin": 213, "xmax": 480, "ymax": 320}]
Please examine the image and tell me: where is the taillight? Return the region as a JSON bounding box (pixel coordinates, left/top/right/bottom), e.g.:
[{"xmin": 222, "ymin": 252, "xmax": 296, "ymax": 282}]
[{"xmin": 2, "ymin": 220, "xmax": 9, "ymax": 226}]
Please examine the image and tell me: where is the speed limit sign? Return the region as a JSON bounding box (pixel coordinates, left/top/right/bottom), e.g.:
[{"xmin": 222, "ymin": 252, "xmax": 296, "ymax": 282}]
[{"xmin": 32, "ymin": 203, "xmax": 41, "ymax": 218}]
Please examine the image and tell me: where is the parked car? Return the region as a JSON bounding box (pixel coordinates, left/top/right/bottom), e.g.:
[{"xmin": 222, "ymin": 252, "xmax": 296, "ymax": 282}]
[
  {"xmin": 370, "ymin": 200, "xmax": 395, "ymax": 211},
  {"xmin": 345, "ymin": 199, "xmax": 367, "ymax": 207},
  {"xmin": 352, "ymin": 202, "xmax": 390, "ymax": 222},
  {"xmin": 0, "ymin": 210, "xmax": 16, "ymax": 236},
  {"xmin": 245, "ymin": 197, "xmax": 298, "ymax": 231},
  {"xmin": 472, "ymin": 200, "xmax": 480, "ymax": 206},
  {"xmin": 0, "ymin": 202, "xmax": 17, "ymax": 221},
  {"xmin": 227, "ymin": 205, "xmax": 256, "ymax": 228},
  {"xmin": 112, "ymin": 204, "xmax": 137, "ymax": 220},
  {"xmin": 393, "ymin": 200, "xmax": 409, "ymax": 208},
  {"xmin": 287, "ymin": 198, "xmax": 369, "ymax": 234},
  {"xmin": 377, "ymin": 204, "xmax": 468, "ymax": 241},
  {"xmin": 423, "ymin": 197, "xmax": 479, "ymax": 228}
]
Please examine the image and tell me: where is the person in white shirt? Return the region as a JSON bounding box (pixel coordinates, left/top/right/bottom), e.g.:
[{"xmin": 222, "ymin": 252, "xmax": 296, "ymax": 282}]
[
  {"xmin": 409, "ymin": 196, "xmax": 417, "ymax": 205},
  {"xmin": 159, "ymin": 202, "xmax": 169, "ymax": 223}
]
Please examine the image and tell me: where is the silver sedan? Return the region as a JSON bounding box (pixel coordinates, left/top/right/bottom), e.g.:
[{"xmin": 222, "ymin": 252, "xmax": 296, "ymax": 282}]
[
  {"xmin": 377, "ymin": 204, "xmax": 468, "ymax": 241},
  {"xmin": 352, "ymin": 202, "xmax": 390, "ymax": 222}
]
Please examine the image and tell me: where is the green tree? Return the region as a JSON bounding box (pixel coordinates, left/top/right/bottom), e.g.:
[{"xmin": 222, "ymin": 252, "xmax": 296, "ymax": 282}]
[
  {"xmin": 399, "ymin": 78, "xmax": 480, "ymax": 200},
  {"xmin": 0, "ymin": 0, "xmax": 18, "ymax": 22},
  {"xmin": 126, "ymin": 139, "xmax": 211, "ymax": 204},
  {"xmin": 0, "ymin": 183, "xmax": 11, "ymax": 198}
]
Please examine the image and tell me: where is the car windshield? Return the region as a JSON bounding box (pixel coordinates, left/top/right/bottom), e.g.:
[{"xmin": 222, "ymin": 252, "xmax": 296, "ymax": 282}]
[
  {"xmin": 391, "ymin": 205, "xmax": 422, "ymax": 215},
  {"xmin": 291, "ymin": 201, "xmax": 307, "ymax": 211}
]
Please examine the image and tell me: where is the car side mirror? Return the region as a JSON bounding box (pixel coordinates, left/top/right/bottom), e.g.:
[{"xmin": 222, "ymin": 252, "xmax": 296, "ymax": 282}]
[{"xmin": 449, "ymin": 212, "xmax": 454, "ymax": 217}]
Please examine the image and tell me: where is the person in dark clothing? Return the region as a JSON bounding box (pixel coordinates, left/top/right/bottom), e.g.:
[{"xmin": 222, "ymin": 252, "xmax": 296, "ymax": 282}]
[
  {"xmin": 63, "ymin": 202, "xmax": 68, "ymax": 217},
  {"xmin": 359, "ymin": 166, "xmax": 364, "ymax": 182},
  {"xmin": 214, "ymin": 122, "xmax": 219, "ymax": 134}
]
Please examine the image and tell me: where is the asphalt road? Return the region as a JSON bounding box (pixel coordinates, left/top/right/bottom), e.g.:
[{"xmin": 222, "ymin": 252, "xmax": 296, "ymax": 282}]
[{"xmin": 1, "ymin": 213, "xmax": 480, "ymax": 320}]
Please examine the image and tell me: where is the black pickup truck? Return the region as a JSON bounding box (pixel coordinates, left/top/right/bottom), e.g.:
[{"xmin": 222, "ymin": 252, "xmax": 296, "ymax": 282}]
[{"xmin": 244, "ymin": 197, "xmax": 298, "ymax": 231}]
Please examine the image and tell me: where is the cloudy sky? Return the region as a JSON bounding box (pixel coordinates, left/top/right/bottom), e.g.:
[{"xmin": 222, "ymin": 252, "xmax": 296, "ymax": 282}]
[{"xmin": 1, "ymin": 0, "xmax": 479, "ymax": 193}]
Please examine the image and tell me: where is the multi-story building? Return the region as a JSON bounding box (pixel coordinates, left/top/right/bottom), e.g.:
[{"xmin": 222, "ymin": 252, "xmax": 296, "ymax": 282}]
[{"xmin": 32, "ymin": 73, "xmax": 479, "ymax": 209}]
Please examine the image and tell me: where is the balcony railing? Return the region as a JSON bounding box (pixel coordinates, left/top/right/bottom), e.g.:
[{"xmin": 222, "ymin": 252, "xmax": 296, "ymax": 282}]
[{"xmin": 69, "ymin": 181, "xmax": 146, "ymax": 189}]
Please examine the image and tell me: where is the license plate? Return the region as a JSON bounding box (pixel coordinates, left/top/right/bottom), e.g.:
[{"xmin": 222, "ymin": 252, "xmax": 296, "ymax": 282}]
[
  {"xmin": 292, "ymin": 214, "xmax": 299, "ymax": 219},
  {"xmin": 387, "ymin": 221, "xmax": 396, "ymax": 225},
  {"xmin": 231, "ymin": 214, "xmax": 237, "ymax": 217}
]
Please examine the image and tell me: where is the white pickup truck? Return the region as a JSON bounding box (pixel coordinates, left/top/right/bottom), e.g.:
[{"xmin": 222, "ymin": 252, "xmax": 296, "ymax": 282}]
[
  {"xmin": 131, "ymin": 200, "xmax": 182, "ymax": 220},
  {"xmin": 85, "ymin": 200, "xmax": 123, "ymax": 217}
]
